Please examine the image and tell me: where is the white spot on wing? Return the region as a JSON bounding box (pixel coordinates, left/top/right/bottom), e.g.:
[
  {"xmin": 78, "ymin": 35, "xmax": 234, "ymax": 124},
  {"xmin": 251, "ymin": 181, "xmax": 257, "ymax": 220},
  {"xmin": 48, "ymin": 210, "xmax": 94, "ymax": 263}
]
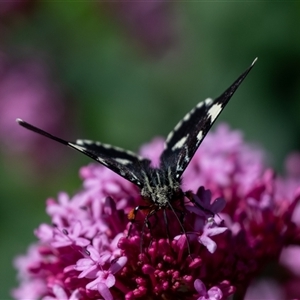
[
  {"xmin": 76, "ymin": 139, "xmax": 94, "ymax": 145},
  {"xmin": 183, "ymin": 110, "xmax": 193, "ymax": 121},
  {"xmin": 208, "ymin": 103, "xmax": 223, "ymax": 122},
  {"xmin": 196, "ymin": 101, "xmax": 204, "ymax": 108},
  {"xmin": 164, "ymin": 131, "xmax": 174, "ymax": 149},
  {"xmin": 174, "ymin": 120, "xmax": 183, "ymax": 131},
  {"xmin": 165, "ymin": 124, "xmax": 182, "ymax": 147},
  {"xmin": 251, "ymin": 57, "xmax": 258, "ymax": 66},
  {"xmin": 165, "ymin": 107, "xmax": 194, "ymax": 148},
  {"xmin": 196, "ymin": 130, "xmax": 203, "ymax": 142},
  {"xmin": 97, "ymin": 157, "xmax": 108, "ymax": 166},
  {"xmin": 76, "ymin": 140, "xmax": 84, "ymax": 145},
  {"xmin": 69, "ymin": 143, "xmax": 86, "ymax": 152},
  {"xmin": 165, "ymin": 98, "xmax": 213, "ymax": 150},
  {"xmin": 115, "ymin": 158, "xmax": 132, "ymax": 165},
  {"xmin": 171, "ymin": 135, "xmax": 188, "ymax": 151},
  {"xmin": 129, "ymin": 172, "xmax": 139, "ymax": 180},
  {"xmin": 103, "ymin": 144, "xmax": 112, "ymax": 149},
  {"xmin": 204, "ymin": 98, "xmax": 213, "ymax": 106}
]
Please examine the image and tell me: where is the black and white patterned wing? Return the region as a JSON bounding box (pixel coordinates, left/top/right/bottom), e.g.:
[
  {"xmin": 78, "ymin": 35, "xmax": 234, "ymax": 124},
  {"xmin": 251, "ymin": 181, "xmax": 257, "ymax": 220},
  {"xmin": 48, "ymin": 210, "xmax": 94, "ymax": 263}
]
[
  {"xmin": 16, "ymin": 119, "xmax": 150, "ymax": 187},
  {"xmin": 160, "ymin": 58, "xmax": 257, "ymax": 179}
]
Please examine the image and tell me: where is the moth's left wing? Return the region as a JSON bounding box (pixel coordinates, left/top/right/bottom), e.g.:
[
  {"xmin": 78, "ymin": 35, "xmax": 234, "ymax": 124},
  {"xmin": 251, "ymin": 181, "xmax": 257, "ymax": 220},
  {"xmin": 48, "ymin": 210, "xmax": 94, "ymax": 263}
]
[
  {"xmin": 16, "ymin": 119, "xmax": 150, "ymax": 187},
  {"xmin": 160, "ymin": 58, "xmax": 257, "ymax": 179}
]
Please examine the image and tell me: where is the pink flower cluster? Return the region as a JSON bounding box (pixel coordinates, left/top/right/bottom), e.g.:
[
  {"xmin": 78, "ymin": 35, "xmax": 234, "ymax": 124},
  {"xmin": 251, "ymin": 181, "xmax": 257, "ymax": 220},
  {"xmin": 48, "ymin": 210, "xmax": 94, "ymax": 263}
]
[{"xmin": 12, "ymin": 124, "xmax": 300, "ymax": 299}]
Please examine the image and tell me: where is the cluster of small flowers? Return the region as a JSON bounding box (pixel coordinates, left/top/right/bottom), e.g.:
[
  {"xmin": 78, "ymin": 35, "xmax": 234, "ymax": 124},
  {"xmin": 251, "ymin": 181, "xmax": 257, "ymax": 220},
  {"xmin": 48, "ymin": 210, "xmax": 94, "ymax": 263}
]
[{"xmin": 12, "ymin": 124, "xmax": 300, "ymax": 299}]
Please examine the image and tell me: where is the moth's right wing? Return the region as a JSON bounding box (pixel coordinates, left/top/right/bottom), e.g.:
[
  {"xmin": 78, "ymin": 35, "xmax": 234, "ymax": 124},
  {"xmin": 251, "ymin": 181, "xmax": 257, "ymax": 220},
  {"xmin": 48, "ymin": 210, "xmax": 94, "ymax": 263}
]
[{"xmin": 160, "ymin": 58, "xmax": 257, "ymax": 179}]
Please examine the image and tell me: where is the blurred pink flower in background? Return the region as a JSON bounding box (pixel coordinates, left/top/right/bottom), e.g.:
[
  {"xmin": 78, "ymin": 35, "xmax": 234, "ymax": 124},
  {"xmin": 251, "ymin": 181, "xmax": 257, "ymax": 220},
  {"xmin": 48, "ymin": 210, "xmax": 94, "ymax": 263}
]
[
  {"xmin": 244, "ymin": 279, "xmax": 285, "ymax": 300},
  {"xmin": 275, "ymin": 152, "xmax": 300, "ymax": 299},
  {"xmin": 0, "ymin": 0, "xmax": 35, "ymax": 19},
  {"xmin": 12, "ymin": 124, "xmax": 300, "ymax": 299},
  {"xmin": 100, "ymin": 0, "xmax": 178, "ymax": 57},
  {"xmin": 0, "ymin": 53, "xmax": 71, "ymax": 170}
]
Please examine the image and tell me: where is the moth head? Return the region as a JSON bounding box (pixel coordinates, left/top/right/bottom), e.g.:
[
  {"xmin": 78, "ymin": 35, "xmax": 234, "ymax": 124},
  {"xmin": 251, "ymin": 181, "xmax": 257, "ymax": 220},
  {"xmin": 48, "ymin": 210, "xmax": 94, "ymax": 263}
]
[{"xmin": 141, "ymin": 182, "xmax": 182, "ymax": 208}]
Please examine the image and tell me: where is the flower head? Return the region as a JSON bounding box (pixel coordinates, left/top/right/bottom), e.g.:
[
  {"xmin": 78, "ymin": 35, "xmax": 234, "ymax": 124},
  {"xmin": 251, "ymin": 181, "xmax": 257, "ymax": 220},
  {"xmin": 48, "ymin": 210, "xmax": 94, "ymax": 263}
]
[{"xmin": 12, "ymin": 124, "xmax": 300, "ymax": 299}]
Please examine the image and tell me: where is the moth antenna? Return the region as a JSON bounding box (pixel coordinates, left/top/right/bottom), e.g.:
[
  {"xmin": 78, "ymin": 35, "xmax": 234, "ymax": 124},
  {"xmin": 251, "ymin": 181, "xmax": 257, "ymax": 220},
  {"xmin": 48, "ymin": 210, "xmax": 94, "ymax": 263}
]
[{"xmin": 16, "ymin": 118, "xmax": 69, "ymax": 146}]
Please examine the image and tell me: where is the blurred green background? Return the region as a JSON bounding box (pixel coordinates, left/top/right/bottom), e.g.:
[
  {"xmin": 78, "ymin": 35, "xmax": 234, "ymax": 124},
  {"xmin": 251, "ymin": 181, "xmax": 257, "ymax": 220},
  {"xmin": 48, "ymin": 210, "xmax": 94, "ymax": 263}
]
[{"xmin": 1, "ymin": 2, "xmax": 300, "ymax": 299}]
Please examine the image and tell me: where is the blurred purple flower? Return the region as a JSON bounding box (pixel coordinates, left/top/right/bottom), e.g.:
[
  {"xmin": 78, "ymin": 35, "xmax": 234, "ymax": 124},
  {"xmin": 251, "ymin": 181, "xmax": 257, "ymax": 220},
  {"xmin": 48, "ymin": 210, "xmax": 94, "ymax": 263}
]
[
  {"xmin": 12, "ymin": 125, "xmax": 300, "ymax": 299},
  {"xmin": 99, "ymin": 0, "xmax": 178, "ymax": 56},
  {"xmin": 275, "ymin": 152, "xmax": 300, "ymax": 299},
  {"xmin": 0, "ymin": 54, "xmax": 71, "ymax": 170},
  {"xmin": 244, "ymin": 279, "xmax": 285, "ymax": 300},
  {"xmin": 0, "ymin": 0, "xmax": 35, "ymax": 20}
]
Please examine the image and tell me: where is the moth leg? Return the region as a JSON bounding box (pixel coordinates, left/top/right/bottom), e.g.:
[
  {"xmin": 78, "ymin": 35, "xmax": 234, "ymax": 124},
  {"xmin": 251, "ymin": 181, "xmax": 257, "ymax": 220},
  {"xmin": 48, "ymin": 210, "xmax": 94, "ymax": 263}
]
[
  {"xmin": 162, "ymin": 209, "xmax": 171, "ymax": 243},
  {"xmin": 174, "ymin": 208, "xmax": 186, "ymax": 232},
  {"xmin": 145, "ymin": 211, "xmax": 159, "ymax": 229},
  {"xmin": 140, "ymin": 210, "xmax": 157, "ymax": 253},
  {"xmin": 138, "ymin": 208, "xmax": 158, "ymax": 253},
  {"xmin": 177, "ymin": 196, "xmax": 188, "ymax": 229},
  {"xmin": 144, "ymin": 211, "xmax": 160, "ymax": 251},
  {"xmin": 167, "ymin": 202, "xmax": 192, "ymax": 257},
  {"xmin": 127, "ymin": 205, "xmax": 149, "ymax": 238}
]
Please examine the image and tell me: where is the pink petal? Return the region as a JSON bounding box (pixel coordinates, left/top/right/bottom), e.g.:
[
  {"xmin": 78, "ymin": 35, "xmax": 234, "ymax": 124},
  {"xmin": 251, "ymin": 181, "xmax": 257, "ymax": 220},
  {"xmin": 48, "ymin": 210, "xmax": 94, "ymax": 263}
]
[
  {"xmin": 207, "ymin": 286, "xmax": 223, "ymax": 299},
  {"xmin": 199, "ymin": 235, "xmax": 217, "ymax": 253},
  {"xmin": 207, "ymin": 226, "xmax": 227, "ymax": 237},
  {"xmin": 210, "ymin": 197, "xmax": 226, "ymax": 214},
  {"xmin": 72, "ymin": 222, "xmax": 82, "ymax": 237},
  {"xmin": 52, "ymin": 284, "xmax": 67, "ymax": 298},
  {"xmin": 98, "ymin": 282, "xmax": 113, "ymax": 300},
  {"xmin": 104, "ymin": 273, "xmax": 116, "ymax": 288},
  {"xmin": 109, "ymin": 256, "xmax": 127, "ymax": 274},
  {"xmin": 194, "ymin": 279, "xmax": 207, "ymax": 295}
]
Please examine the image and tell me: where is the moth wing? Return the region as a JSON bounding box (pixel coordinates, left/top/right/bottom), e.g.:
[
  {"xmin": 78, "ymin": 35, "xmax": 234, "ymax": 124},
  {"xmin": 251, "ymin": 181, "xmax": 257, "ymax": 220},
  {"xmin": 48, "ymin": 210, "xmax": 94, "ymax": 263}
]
[
  {"xmin": 160, "ymin": 58, "xmax": 257, "ymax": 179},
  {"xmin": 69, "ymin": 140, "xmax": 150, "ymax": 187},
  {"xmin": 16, "ymin": 119, "xmax": 150, "ymax": 187}
]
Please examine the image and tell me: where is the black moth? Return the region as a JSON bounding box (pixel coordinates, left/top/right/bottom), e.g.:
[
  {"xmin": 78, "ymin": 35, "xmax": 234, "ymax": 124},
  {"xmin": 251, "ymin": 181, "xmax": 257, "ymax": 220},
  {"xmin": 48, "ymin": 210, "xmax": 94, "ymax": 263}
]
[{"xmin": 17, "ymin": 58, "xmax": 257, "ymax": 252}]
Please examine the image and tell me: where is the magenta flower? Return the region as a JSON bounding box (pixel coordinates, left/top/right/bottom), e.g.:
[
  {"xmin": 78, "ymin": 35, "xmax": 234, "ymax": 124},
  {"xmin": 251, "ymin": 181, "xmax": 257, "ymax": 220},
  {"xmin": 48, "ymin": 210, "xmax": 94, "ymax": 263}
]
[
  {"xmin": 196, "ymin": 220, "xmax": 227, "ymax": 254},
  {"xmin": 244, "ymin": 279, "xmax": 285, "ymax": 300},
  {"xmin": 12, "ymin": 124, "xmax": 300, "ymax": 299}
]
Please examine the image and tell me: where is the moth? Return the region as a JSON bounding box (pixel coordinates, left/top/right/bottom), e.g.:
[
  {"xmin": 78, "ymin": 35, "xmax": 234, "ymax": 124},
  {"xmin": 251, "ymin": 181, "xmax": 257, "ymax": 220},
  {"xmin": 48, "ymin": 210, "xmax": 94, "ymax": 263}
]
[{"xmin": 17, "ymin": 58, "xmax": 257, "ymax": 250}]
